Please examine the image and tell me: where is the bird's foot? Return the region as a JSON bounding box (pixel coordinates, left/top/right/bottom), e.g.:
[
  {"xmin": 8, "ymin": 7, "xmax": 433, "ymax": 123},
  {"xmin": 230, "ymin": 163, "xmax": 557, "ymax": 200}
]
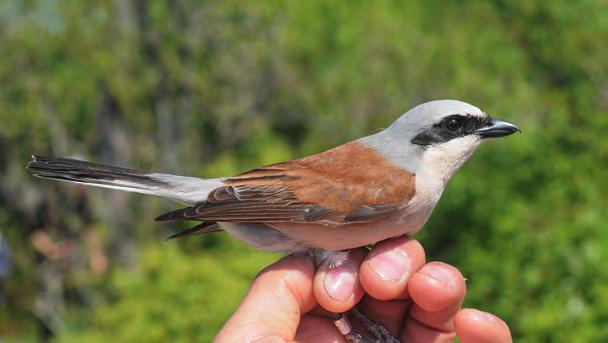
[{"xmin": 333, "ymin": 309, "xmax": 401, "ymax": 343}]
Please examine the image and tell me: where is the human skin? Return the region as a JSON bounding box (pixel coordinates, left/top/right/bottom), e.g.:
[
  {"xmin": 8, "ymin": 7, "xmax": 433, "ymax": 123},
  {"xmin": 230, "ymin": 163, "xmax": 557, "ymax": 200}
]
[{"xmin": 216, "ymin": 236, "xmax": 512, "ymax": 343}]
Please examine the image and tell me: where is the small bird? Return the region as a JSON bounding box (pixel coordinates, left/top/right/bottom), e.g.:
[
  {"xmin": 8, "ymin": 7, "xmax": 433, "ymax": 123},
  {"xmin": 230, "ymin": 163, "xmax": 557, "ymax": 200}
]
[{"xmin": 27, "ymin": 99, "xmax": 519, "ymax": 342}]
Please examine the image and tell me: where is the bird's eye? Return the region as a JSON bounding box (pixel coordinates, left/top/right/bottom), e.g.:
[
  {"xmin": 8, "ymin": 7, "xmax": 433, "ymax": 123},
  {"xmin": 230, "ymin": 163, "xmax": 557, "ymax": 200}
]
[{"xmin": 444, "ymin": 116, "xmax": 463, "ymax": 131}]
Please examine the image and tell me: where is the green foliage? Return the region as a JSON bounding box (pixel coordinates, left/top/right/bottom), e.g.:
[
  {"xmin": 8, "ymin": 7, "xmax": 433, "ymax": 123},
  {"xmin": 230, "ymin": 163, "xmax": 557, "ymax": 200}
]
[
  {"xmin": 0, "ymin": 0, "xmax": 607, "ymax": 341},
  {"xmin": 59, "ymin": 244, "xmax": 277, "ymax": 343}
]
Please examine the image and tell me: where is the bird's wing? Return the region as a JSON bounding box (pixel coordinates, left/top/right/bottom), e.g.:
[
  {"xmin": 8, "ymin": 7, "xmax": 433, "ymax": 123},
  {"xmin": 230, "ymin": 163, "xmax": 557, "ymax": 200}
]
[{"xmin": 156, "ymin": 141, "xmax": 416, "ymax": 226}]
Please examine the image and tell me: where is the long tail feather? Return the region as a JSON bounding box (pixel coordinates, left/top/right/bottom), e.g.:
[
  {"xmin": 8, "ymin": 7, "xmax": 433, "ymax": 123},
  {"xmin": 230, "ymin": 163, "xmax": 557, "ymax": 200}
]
[
  {"xmin": 27, "ymin": 155, "xmax": 222, "ymax": 205},
  {"xmin": 165, "ymin": 222, "xmax": 222, "ymax": 240}
]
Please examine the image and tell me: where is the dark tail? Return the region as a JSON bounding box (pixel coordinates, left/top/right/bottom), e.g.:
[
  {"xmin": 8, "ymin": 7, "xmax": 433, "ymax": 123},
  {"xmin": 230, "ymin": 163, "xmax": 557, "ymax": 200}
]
[
  {"xmin": 28, "ymin": 155, "xmax": 166, "ymax": 191},
  {"xmin": 27, "ymin": 155, "xmax": 222, "ymax": 205}
]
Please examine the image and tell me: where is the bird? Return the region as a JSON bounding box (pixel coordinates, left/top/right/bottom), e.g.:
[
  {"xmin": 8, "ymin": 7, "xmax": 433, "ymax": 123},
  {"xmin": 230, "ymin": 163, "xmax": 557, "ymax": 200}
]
[{"xmin": 27, "ymin": 99, "xmax": 520, "ymax": 343}]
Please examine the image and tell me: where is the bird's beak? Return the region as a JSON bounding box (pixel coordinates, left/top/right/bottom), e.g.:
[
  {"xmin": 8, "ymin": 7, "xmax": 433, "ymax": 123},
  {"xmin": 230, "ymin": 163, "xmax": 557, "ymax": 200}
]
[{"xmin": 475, "ymin": 118, "xmax": 521, "ymax": 138}]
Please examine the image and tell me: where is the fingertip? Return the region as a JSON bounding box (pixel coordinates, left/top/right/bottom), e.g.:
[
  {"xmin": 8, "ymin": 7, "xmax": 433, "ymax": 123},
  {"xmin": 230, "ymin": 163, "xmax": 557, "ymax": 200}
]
[
  {"xmin": 455, "ymin": 308, "xmax": 512, "ymax": 343},
  {"xmin": 359, "ymin": 236, "xmax": 425, "ymax": 300},
  {"xmin": 408, "ymin": 262, "xmax": 466, "ymax": 312},
  {"xmin": 313, "ymin": 249, "xmax": 366, "ymax": 313},
  {"xmin": 258, "ymin": 255, "xmax": 318, "ymax": 312}
]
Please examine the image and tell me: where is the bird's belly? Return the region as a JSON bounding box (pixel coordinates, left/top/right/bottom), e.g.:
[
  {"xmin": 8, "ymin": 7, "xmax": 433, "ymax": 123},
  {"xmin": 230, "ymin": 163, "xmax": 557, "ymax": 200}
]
[{"xmin": 270, "ymin": 208, "xmax": 432, "ymax": 251}]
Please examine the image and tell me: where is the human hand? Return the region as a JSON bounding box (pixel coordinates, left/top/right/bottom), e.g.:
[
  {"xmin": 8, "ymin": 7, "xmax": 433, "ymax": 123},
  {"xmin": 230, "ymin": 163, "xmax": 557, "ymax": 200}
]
[{"xmin": 216, "ymin": 236, "xmax": 512, "ymax": 342}]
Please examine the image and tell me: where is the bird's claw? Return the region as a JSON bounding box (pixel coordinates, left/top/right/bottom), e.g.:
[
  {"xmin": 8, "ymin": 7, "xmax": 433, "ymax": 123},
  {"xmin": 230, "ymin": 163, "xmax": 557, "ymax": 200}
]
[{"xmin": 333, "ymin": 309, "xmax": 401, "ymax": 343}]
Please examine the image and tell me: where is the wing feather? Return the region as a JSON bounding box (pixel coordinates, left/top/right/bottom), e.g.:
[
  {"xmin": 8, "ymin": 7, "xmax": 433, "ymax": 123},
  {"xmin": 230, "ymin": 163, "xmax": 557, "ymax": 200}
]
[{"xmin": 156, "ymin": 141, "xmax": 416, "ymax": 226}]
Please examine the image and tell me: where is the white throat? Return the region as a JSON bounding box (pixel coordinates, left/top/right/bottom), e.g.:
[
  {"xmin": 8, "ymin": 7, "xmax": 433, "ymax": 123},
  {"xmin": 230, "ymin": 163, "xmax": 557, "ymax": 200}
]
[{"xmin": 414, "ymin": 135, "xmax": 481, "ymax": 207}]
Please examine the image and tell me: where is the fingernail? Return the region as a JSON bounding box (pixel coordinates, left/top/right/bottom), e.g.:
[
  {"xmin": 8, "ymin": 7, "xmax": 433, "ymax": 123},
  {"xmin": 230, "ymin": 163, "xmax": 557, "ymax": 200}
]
[
  {"xmin": 420, "ymin": 264, "xmax": 455, "ymax": 288},
  {"xmin": 324, "ymin": 260, "xmax": 357, "ymax": 302},
  {"xmin": 367, "ymin": 249, "xmax": 408, "ymax": 282},
  {"xmin": 469, "ymin": 309, "xmax": 503, "ymax": 324}
]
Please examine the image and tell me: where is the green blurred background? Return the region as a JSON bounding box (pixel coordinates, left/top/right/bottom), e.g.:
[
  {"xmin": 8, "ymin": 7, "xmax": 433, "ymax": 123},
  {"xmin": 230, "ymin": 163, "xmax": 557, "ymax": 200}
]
[{"xmin": 0, "ymin": 1, "xmax": 607, "ymax": 341}]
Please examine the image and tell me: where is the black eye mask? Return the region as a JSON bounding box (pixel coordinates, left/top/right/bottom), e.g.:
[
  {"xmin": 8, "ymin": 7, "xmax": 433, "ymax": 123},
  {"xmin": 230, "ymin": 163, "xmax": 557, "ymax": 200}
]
[{"xmin": 411, "ymin": 114, "xmax": 491, "ymax": 146}]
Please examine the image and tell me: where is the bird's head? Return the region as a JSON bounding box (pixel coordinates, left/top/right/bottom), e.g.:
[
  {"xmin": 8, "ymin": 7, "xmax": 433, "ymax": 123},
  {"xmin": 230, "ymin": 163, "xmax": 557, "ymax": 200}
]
[{"xmin": 363, "ymin": 99, "xmax": 520, "ymax": 176}]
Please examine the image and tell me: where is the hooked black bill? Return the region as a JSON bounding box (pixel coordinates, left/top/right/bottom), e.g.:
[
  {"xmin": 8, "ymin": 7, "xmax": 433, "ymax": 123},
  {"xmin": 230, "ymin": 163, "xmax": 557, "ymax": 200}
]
[{"xmin": 474, "ymin": 118, "xmax": 521, "ymax": 138}]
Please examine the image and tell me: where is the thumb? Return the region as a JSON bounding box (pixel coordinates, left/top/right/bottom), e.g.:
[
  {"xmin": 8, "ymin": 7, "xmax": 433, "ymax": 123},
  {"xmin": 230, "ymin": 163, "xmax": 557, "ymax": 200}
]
[{"xmin": 215, "ymin": 255, "xmax": 317, "ymax": 342}]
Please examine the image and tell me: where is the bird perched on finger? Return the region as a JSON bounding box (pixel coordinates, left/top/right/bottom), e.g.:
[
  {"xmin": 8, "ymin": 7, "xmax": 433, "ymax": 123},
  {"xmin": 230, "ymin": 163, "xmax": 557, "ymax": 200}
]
[
  {"xmin": 27, "ymin": 99, "xmax": 519, "ymax": 267},
  {"xmin": 27, "ymin": 99, "xmax": 519, "ymax": 342}
]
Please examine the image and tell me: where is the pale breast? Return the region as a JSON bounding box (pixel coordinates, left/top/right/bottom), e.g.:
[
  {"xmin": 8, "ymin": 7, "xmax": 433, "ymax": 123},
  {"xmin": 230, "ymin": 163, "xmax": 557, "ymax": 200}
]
[{"xmin": 269, "ymin": 205, "xmax": 432, "ymax": 251}]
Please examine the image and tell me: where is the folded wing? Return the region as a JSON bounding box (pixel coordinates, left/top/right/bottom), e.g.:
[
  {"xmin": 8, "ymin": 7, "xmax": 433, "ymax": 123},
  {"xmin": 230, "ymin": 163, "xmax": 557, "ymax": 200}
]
[{"xmin": 156, "ymin": 141, "xmax": 416, "ymax": 226}]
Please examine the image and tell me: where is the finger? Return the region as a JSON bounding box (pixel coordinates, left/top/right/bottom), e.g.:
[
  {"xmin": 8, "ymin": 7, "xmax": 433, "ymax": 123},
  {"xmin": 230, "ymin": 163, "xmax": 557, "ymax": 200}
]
[
  {"xmin": 295, "ymin": 315, "xmax": 347, "ymax": 343},
  {"xmin": 455, "ymin": 309, "xmax": 512, "ymax": 343},
  {"xmin": 313, "ymin": 248, "xmax": 367, "ymax": 313},
  {"xmin": 401, "ymin": 319, "xmax": 457, "ymax": 343},
  {"xmin": 215, "ymin": 255, "xmax": 316, "ymax": 343},
  {"xmin": 359, "ymin": 236, "xmax": 426, "ymax": 300},
  {"xmin": 406, "ymin": 262, "xmax": 467, "ymax": 332},
  {"xmin": 355, "ymin": 237, "xmax": 425, "ymax": 336}
]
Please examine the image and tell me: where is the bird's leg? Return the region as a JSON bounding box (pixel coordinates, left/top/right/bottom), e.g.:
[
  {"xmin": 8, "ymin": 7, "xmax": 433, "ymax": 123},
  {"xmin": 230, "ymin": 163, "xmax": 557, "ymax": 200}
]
[
  {"xmin": 333, "ymin": 313, "xmax": 375, "ymax": 343},
  {"xmin": 351, "ymin": 308, "xmax": 401, "ymax": 343},
  {"xmin": 333, "ymin": 309, "xmax": 401, "ymax": 343}
]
